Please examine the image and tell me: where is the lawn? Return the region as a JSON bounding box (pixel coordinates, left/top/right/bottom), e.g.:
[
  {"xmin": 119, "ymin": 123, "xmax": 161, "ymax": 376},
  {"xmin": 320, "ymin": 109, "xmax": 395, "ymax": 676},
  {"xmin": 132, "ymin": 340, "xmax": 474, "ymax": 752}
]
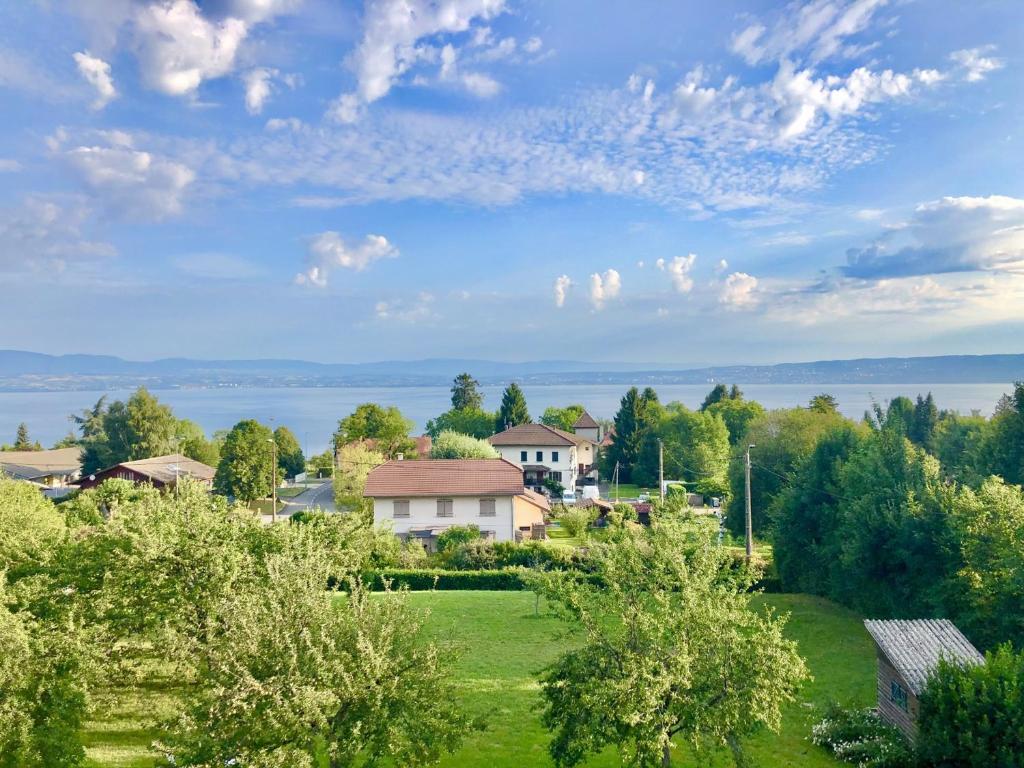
[{"xmin": 82, "ymin": 592, "xmax": 874, "ymax": 767}]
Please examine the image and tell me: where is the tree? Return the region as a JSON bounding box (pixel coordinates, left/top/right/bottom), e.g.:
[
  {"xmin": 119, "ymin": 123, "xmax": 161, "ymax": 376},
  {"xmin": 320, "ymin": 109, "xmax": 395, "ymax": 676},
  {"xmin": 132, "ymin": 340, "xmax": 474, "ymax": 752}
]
[
  {"xmin": 971, "ymin": 382, "xmax": 1024, "ymax": 487},
  {"xmin": 917, "ymin": 646, "xmax": 1024, "ymax": 768},
  {"xmin": 450, "ymin": 372, "xmax": 484, "ymax": 411},
  {"xmin": 334, "ymin": 443, "xmax": 386, "ymax": 515},
  {"xmin": 73, "ymin": 389, "xmax": 178, "ymax": 473},
  {"xmin": 933, "ymin": 413, "xmax": 987, "ymax": 483},
  {"xmin": 725, "ymin": 407, "xmax": 848, "ymax": 537},
  {"xmin": 273, "ymin": 426, "xmax": 305, "ymax": 478},
  {"xmin": 634, "ymin": 403, "xmax": 729, "ymax": 496},
  {"xmin": 0, "ymin": 478, "xmax": 67, "ymax": 585},
  {"xmin": 602, "ymin": 387, "xmax": 662, "ymax": 483},
  {"xmin": 705, "ymin": 398, "xmax": 765, "ymax": 446},
  {"xmin": 429, "ymin": 431, "xmax": 499, "ymax": 459},
  {"xmin": 541, "ymin": 405, "xmax": 586, "ymax": 432},
  {"xmin": 535, "ymin": 520, "xmax": 808, "ymax": 767},
  {"xmin": 425, "ymin": 407, "xmax": 496, "ymax": 440},
  {"xmin": 157, "ymin": 557, "xmax": 472, "ymax": 767},
  {"xmin": 436, "ymin": 524, "xmax": 481, "ymax": 552},
  {"xmin": 910, "ymin": 392, "xmax": 939, "ymax": 449},
  {"xmin": 946, "ymin": 477, "xmax": 1024, "ymax": 649},
  {"xmin": 175, "ymin": 419, "xmax": 220, "ymax": 467},
  {"xmin": 700, "ymin": 383, "xmax": 730, "ymax": 411},
  {"xmin": 808, "ymin": 393, "xmax": 839, "ymax": 414},
  {"xmin": 12, "ymin": 423, "xmax": 41, "ymax": 451},
  {"xmin": 214, "ymin": 420, "xmax": 276, "ymax": 502},
  {"xmin": 333, "ymin": 403, "xmax": 415, "ymax": 458},
  {"xmin": 495, "ymin": 383, "xmax": 530, "ymax": 432}
]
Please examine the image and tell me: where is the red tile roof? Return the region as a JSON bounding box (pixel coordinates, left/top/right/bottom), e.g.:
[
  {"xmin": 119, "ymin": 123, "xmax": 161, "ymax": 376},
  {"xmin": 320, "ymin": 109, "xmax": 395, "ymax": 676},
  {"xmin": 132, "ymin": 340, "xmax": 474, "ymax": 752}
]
[
  {"xmin": 364, "ymin": 458, "xmax": 526, "ymax": 498},
  {"xmin": 489, "ymin": 422, "xmax": 588, "ymax": 447},
  {"xmin": 573, "ymin": 410, "xmax": 600, "ymax": 429}
]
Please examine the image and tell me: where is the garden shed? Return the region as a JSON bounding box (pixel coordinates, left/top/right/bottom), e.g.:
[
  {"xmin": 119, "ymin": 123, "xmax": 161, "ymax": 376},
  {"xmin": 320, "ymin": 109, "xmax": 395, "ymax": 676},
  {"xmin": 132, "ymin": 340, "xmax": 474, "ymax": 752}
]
[{"xmin": 863, "ymin": 619, "xmax": 984, "ymax": 740}]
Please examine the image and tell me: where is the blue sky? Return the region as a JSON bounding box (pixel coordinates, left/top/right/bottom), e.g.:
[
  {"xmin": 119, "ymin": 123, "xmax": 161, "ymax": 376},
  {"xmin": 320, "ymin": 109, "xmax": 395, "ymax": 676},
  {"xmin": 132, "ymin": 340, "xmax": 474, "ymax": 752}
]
[{"xmin": 1, "ymin": 0, "xmax": 1022, "ymax": 365}]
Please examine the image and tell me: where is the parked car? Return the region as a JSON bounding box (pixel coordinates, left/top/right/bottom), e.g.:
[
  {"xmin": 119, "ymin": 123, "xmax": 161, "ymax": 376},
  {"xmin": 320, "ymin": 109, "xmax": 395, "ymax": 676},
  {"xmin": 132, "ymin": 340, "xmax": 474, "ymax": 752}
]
[{"xmin": 560, "ymin": 490, "xmax": 577, "ymax": 506}]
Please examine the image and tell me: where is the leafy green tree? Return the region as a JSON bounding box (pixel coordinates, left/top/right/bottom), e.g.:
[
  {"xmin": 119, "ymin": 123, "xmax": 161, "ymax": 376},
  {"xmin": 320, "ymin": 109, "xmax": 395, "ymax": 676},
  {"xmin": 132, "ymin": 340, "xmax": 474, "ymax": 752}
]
[
  {"xmin": 933, "ymin": 412, "xmax": 987, "ymax": 483},
  {"xmin": 0, "ymin": 478, "xmax": 67, "ymax": 586},
  {"xmin": 333, "ymin": 403, "xmax": 415, "ymax": 458},
  {"xmin": 436, "ymin": 524, "xmax": 482, "ymax": 553},
  {"xmin": 334, "ymin": 443, "xmax": 386, "ymax": 515},
  {"xmin": 772, "ymin": 423, "xmax": 865, "ymax": 596},
  {"xmin": 554, "ymin": 505, "xmax": 596, "ymax": 539},
  {"xmin": 946, "ymin": 477, "xmax": 1024, "ymax": 649},
  {"xmin": 306, "ymin": 449, "xmax": 335, "ymax": 478},
  {"xmin": 705, "ymin": 397, "xmax": 765, "ymax": 446},
  {"xmin": 214, "ymin": 420, "xmax": 276, "ymax": 502},
  {"xmin": 725, "ymin": 407, "xmax": 847, "ymax": 537},
  {"xmin": 273, "ymin": 426, "xmax": 305, "ymax": 478},
  {"xmin": 174, "ymin": 419, "xmax": 220, "ymax": 467},
  {"xmin": 157, "ymin": 557, "xmax": 472, "ymax": 767},
  {"xmin": 123, "ymin": 388, "xmax": 177, "ymax": 459},
  {"xmin": 450, "ymin": 372, "xmax": 484, "ymax": 411},
  {"xmin": 700, "ymin": 383, "xmax": 730, "ymax": 411},
  {"xmin": 494, "ymin": 383, "xmax": 530, "ymax": 432},
  {"xmin": 12, "ymin": 423, "xmax": 41, "ymax": 451},
  {"xmin": 425, "ymin": 407, "xmax": 496, "ymax": 439},
  {"xmin": 972, "ymin": 382, "xmax": 1024, "ymax": 486},
  {"xmin": 808, "ymin": 393, "xmax": 839, "ymax": 414},
  {"xmin": 0, "ymin": 590, "xmax": 91, "ymax": 768},
  {"xmin": 73, "ymin": 389, "xmax": 178, "ymax": 473},
  {"xmin": 535, "ymin": 519, "xmax": 808, "ymax": 767},
  {"xmin": 50, "ymin": 432, "xmax": 80, "ymax": 449},
  {"xmin": 541, "ymin": 405, "xmax": 586, "ymax": 432},
  {"xmin": 635, "ymin": 403, "xmax": 729, "ymax": 496},
  {"xmin": 429, "ymin": 431, "xmax": 499, "ymax": 459},
  {"xmin": 917, "ymin": 646, "xmax": 1024, "ymax": 768}
]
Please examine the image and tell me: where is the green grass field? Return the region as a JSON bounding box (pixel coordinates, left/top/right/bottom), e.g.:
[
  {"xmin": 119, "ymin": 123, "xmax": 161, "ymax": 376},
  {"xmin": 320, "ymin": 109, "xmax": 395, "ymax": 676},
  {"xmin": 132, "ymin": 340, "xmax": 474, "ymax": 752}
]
[{"xmin": 83, "ymin": 592, "xmax": 874, "ymax": 767}]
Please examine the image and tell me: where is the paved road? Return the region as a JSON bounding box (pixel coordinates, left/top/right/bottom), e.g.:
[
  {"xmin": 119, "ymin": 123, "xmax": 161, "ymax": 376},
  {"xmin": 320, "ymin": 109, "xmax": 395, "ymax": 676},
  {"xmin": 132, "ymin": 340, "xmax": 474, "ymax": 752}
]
[{"xmin": 289, "ymin": 480, "xmax": 336, "ymax": 514}]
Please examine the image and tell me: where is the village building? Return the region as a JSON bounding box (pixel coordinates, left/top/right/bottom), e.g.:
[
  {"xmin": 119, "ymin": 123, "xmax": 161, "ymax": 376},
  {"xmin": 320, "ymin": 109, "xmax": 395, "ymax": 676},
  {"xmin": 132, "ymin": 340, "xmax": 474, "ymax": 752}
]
[
  {"xmin": 0, "ymin": 447, "xmax": 82, "ymax": 497},
  {"xmin": 76, "ymin": 453, "xmax": 216, "ymax": 491},
  {"xmin": 364, "ymin": 458, "xmax": 549, "ymax": 552},
  {"xmin": 488, "ymin": 422, "xmax": 598, "ymax": 493},
  {"xmin": 863, "ymin": 618, "xmax": 985, "ymax": 740}
]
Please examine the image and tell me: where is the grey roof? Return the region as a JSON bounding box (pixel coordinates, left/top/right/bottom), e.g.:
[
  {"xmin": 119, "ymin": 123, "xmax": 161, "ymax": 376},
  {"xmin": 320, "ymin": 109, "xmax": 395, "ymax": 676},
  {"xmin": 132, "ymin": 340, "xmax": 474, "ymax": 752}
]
[
  {"xmin": 864, "ymin": 619, "xmax": 985, "ymax": 695},
  {"xmin": 573, "ymin": 411, "xmax": 600, "ymax": 429},
  {"xmin": 0, "ymin": 447, "xmax": 82, "ymax": 479}
]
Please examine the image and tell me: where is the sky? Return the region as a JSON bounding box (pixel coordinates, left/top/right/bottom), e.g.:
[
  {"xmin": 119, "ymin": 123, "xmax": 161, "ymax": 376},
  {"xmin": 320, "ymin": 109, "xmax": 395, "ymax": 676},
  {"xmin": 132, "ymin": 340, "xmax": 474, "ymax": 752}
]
[{"xmin": 1, "ymin": 0, "xmax": 1022, "ymax": 366}]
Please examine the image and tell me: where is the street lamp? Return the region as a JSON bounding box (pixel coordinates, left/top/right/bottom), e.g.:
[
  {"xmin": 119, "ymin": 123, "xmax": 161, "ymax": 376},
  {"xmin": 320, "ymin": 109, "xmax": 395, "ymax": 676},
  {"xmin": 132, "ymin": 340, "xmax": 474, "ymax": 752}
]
[{"xmin": 267, "ymin": 437, "xmax": 277, "ymax": 524}]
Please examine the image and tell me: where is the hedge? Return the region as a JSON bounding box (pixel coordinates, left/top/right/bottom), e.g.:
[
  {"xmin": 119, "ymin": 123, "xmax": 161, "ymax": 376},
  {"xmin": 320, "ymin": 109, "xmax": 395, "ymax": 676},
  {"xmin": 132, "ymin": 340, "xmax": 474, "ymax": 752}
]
[{"xmin": 363, "ymin": 568, "xmax": 530, "ymax": 591}]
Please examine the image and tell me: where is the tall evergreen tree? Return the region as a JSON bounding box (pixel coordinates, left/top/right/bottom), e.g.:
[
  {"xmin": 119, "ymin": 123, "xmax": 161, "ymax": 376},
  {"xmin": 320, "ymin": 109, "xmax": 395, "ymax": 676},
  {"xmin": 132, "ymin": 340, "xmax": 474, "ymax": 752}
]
[
  {"xmin": 604, "ymin": 388, "xmax": 646, "ymax": 483},
  {"xmin": 450, "ymin": 373, "xmax": 483, "ymax": 411},
  {"xmin": 12, "ymin": 423, "xmax": 40, "ymax": 451},
  {"xmin": 700, "ymin": 384, "xmax": 729, "ymax": 411},
  {"xmin": 910, "ymin": 392, "xmax": 939, "ymax": 449},
  {"xmin": 495, "ymin": 383, "xmax": 530, "ymax": 432}
]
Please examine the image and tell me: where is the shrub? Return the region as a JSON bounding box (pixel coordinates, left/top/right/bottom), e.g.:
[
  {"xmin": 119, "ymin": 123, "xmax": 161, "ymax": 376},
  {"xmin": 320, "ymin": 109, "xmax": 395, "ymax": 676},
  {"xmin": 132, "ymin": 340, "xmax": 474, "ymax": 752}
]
[
  {"xmin": 442, "ymin": 539, "xmax": 583, "ymax": 571},
  {"xmin": 429, "ymin": 430, "xmax": 499, "ymax": 459},
  {"xmin": 435, "ymin": 525, "xmax": 481, "ymax": 553},
  {"xmin": 364, "ymin": 568, "xmax": 529, "ymax": 591},
  {"xmin": 917, "ymin": 646, "xmax": 1024, "ymax": 768},
  {"xmin": 556, "ymin": 506, "xmax": 596, "ymax": 539},
  {"xmin": 811, "ymin": 702, "xmax": 914, "ymax": 768}
]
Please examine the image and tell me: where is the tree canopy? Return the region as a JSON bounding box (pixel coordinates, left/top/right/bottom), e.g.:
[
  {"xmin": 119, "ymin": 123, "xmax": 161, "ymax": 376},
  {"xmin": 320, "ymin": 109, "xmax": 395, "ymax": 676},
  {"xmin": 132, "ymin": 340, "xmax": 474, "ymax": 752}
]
[
  {"xmin": 495, "ymin": 383, "xmax": 530, "ymax": 432},
  {"xmin": 273, "ymin": 426, "xmax": 305, "ymax": 478},
  {"xmin": 450, "ymin": 372, "xmax": 484, "ymax": 411},
  {"xmin": 540, "ymin": 405, "xmax": 586, "ymax": 432},
  {"xmin": 214, "ymin": 419, "xmax": 275, "ymax": 502},
  {"xmin": 425, "ymin": 407, "xmax": 496, "ymax": 440},
  {"xmin": 429, "ymin": 430, "xmax": 499, "ymax": 459},
  {"xmin": 333, "ymin": 403, "xmax": 415, "ymax": 458}
]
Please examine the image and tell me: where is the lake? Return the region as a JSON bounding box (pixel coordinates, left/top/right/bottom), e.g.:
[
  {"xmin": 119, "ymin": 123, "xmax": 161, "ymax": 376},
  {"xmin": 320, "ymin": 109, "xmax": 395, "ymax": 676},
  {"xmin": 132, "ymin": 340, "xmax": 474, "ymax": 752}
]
[{"xmin": 0, "ymin": 382, "xmax": 1012, "ymax": 456}]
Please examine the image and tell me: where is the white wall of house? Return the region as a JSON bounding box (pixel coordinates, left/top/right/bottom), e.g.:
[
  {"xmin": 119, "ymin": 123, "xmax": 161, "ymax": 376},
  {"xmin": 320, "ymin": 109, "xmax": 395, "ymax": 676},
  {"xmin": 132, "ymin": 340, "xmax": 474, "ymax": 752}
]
[
  {"xmin": 493, "ymin": 444, "xmax": 578, "ymax": 488},
  {"xmin": 372, "ymin": 495, "xmax": 518, "ymax": 541}
]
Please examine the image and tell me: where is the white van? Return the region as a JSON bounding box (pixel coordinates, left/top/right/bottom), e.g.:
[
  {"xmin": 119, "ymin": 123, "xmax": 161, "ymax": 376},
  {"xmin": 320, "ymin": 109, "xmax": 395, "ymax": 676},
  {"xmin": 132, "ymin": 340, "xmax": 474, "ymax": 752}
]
[{"xmin": 560, "ymin": 490, "xmax": 577, "ymax": 506}]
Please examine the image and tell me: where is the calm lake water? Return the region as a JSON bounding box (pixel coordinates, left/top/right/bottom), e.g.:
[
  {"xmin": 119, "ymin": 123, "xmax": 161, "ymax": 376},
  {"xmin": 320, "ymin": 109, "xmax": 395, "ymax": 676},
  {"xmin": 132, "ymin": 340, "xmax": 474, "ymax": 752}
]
[{"xmin": 0, "ymin": 383, "xmax": 1012, "ymax": 456}]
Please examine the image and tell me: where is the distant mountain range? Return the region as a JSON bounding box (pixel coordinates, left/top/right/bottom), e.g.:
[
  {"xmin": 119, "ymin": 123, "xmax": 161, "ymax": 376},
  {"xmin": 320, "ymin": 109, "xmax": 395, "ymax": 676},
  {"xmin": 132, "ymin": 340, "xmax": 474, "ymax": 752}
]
[{"xmin": 0, "ymin": 350, "xmax": 1022, "ymax": 391}]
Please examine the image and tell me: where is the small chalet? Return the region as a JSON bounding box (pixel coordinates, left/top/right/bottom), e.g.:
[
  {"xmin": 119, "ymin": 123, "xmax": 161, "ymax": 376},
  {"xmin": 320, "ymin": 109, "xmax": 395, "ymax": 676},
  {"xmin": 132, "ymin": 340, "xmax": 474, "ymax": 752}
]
[
  {"xmin": 76, "ymin": 453, "xmax": 216, "ymax": 491},
  {"xmin": 0, "ymin": 447, "xmax": 82, "ymax": 497},
  {"xmin": 364, "ymin": 458, "xmax": 550, "ymax": 552},
  {"xmin": 863, "ymin": 619, "xmax": 984, "ymax": 740}
]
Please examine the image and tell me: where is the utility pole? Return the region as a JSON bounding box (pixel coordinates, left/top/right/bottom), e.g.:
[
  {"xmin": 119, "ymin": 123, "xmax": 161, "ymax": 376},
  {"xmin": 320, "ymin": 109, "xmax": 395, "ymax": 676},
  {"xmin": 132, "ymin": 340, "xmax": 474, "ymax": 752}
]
[
  {"xmin": 745, "ymin": 444, "xmax": 755, "ymax": 561},
  {"xmin": 658, "ymin": 438, "xmax": 665, "ymax": 503},
  {"xmin": 268, "ymin": 437, "xmax": 278, "ymax": 524},
  {"xmin": 613, "ymin": 461, "xmax": 620, "ymax": 502}
]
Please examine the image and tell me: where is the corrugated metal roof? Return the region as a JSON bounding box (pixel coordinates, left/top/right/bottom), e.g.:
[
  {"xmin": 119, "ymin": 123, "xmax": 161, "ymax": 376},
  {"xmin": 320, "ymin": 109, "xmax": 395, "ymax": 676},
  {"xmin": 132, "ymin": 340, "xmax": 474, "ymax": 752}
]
[
  {"xmin": 864, "ymin": 619, "xmax": 985, "ymax": 695},
  {"xmin": 364, "ymin": 458, "xmax": 526, "ymax": 497}
]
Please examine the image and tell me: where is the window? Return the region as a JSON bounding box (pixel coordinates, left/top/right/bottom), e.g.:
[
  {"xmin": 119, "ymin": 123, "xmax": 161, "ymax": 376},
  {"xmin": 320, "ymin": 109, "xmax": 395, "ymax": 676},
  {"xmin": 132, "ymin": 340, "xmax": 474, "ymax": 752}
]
[
  {"xmin": 479, "ymin": 498, "xmax": 496, "ymax": 517},
  {"xmin": 436, "ymin": 498, "xmax": 454, "ymax": 518},
  {"xmin": 393, "ymin": 500, "xmax": 410, "ymax": 518},
  {"xmin": 552, "ymin": 471, "xmax": 562, "ymax": 482},
  {"xmin": 552, "ymin": 451, "xmax": 559, "ymax": 462},
  {"xmin": 890, "ymin": 681, "xmax": 908, "ymax": 712},
  {"xmin": 520, "ymin": 450, "xmax": 528, "ymax": 462},
  {"xmin": 536, "ymin": 450, "xmax": 543, "ymax": 462}
]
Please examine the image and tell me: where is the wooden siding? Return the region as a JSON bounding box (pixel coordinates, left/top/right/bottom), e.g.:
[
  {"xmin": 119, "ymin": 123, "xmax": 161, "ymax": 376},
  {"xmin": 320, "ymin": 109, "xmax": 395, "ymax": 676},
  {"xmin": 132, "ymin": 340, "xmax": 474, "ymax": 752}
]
[{"xmin": 875, "ymin": 650, "xmax": 919, "ymax": 740}]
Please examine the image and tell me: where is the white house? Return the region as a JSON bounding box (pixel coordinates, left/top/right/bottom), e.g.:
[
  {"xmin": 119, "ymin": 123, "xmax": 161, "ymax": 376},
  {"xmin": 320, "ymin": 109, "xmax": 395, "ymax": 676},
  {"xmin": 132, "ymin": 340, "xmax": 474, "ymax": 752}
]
[
  {"xmin": 364, "ymin": 458, "xmax": 550, "ymax": 551},
  {"xmin": 488, "ymin": 422, "xmax": 598, "ymax": 492}
]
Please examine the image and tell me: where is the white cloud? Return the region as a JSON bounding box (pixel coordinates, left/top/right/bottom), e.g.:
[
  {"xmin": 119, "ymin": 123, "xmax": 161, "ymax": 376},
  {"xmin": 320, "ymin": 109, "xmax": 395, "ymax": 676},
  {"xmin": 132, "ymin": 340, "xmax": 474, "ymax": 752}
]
[
  {"xmin": 57, "ymin": 132, "xmax": 195, "ymax": 221},
  {"xmin": 438, "ymin": 43, "xmax": 502, "ymax": 97},
  {"xmin": 841, "ymin": 195, "xmax": 1024, "ymax": 279},
  {"xmin": 523, "ymin": 36, "xmax": 542, "ymax": 54},
  {"xmin": 330, "ymin": 0, "xmax": 506, "ymax": 121},
  {"xmin": 73, "ymin": 52, "xmax": 117, "ymax": 109},
  {"xmin": 589, "ymin": 268, "xmax": 621, "ymax": 309},
  {"xmin": 715, "ymin": 258, "xmax": 729, "ymax": 274},
  {"xmin": 950, "ymin": 46, "xmax": 1004, "ymax": 82},
  {"xmin": 375, "ymin": 291, "xmax": 435, "ymax": 321},
  {"xmin": 656, "ymin": 254, "xmax": 697, "ymax": 294},
  {"xmin": 243, "ymin": 68, "xmax": 274, "ymax": 114},
  {"xmin": 719, "ymin": 272, "xmax": 759, "ymax": 309},
  {"xmin": 0, "ymin": 197, "xmax": 115, "ymax": 274},
  {"xmin": 296, "ymin": 232, "xmax": 398, "ymax": 286},
  {"xmin": 553, "ymin": 274, "xmax": 571, "ymax": 308}
]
